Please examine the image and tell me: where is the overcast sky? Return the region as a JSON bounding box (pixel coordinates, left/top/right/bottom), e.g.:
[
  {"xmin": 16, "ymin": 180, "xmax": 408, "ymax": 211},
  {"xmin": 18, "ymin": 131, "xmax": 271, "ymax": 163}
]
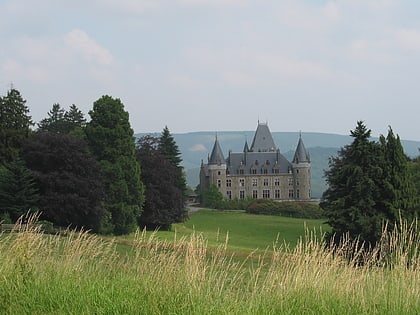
[{"xmin": 1, "ymin": 0, "xmax": 420, "ymax": 140}]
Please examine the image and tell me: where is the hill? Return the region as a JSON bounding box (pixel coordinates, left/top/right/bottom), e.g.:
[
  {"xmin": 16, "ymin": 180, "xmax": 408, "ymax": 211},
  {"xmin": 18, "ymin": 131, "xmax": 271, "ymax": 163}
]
[{"xmin": 136, "ymin": 131, "xmax": 420, "ymax": 198}]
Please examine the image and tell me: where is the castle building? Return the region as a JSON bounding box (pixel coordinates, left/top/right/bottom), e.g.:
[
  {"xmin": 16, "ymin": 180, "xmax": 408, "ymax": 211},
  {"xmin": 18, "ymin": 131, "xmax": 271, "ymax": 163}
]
[{"xmin": 200, "ymin": 122, "xmax": 311, "ymax": 201}]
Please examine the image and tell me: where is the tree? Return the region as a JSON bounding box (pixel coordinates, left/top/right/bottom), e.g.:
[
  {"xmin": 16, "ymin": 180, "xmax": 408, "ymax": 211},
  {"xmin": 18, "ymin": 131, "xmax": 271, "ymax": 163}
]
[
  {"xmin": 37, "ymin": 103, "xmax": 67, "ymax": 133},
  {"xmin": 379, "ymin": 127, "xmax": 419, "ymax": 221},
  {"xmin": 202, "ymin": 184, "xmax": 224, "ymax": 209},
  {"xmin": 320, "ymin": 121, "xmax": 386, "ymax": 246},
  {"xmin": 136, "ymin": 135, "xmax": 187, "ymax": 230},
  {"xmin": 38, "ymin": 103, "xmax": 86, "ymax": 134},
  {"xmin": 22, "ymin": 132, "xmax": 105, "ymax": 232},
  {"xmin": 85, "ymin": 95, "xmax": 144, "ymax": 235},
  {"xmin": 0, "ymin": 88, "xmax": 33, "ymax": 164},
  {"xmin": 0, "ymin": 159, "xmax": 39, "ymax": 222},
  {"xmin": 158, "ymin": 126, "xmax": 187, "ymax": 197}
]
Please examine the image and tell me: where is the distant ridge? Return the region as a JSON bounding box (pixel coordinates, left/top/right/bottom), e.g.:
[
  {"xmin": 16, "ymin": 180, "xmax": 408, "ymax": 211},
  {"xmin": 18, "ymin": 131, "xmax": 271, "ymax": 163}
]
[{"xmin": 135, "ymin": 131, "xmax": 420, "ymax": 198}]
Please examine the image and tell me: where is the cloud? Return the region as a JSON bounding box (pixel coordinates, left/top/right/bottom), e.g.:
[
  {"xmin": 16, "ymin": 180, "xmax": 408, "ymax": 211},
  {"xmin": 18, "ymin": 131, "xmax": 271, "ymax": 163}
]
[
  {"xmin": 189, "ymin": 144, "xmax": 207, "ymax": 152},
  {"xmin": 177, "ymin": 0, "xmax": 245, "ymax": 6},
  {"xmin": 65, "ymin": 29, "xmax": 114, "ymax": 65}
]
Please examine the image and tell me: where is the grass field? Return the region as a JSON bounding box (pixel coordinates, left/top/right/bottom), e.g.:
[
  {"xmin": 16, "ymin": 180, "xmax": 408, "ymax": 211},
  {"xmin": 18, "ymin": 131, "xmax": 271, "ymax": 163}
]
[
  {"xmin": 1, "ymin": 212, "xmax": 419, "ymax": 314},
  {"xmin": 141, "ymin": 209, "xmax": 329, "ymax": 253}
]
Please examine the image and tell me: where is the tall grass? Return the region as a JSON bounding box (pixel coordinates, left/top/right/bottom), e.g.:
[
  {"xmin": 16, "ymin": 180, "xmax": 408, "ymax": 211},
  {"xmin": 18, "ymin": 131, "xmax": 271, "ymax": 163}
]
[{"xmin": 0, "ymin": 214, "xmax": 419, "ymax": 314}]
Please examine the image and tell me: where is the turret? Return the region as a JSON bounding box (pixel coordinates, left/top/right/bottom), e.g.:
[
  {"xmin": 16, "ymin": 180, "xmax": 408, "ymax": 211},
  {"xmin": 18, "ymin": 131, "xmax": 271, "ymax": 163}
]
[{"xmin": 292, "ymin": 133, "xmax": 311, "ymax": 200}]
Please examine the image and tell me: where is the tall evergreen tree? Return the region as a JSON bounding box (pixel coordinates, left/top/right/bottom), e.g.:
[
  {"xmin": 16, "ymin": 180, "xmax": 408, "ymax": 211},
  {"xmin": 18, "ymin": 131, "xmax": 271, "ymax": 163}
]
[
  {"xmin": 379, "ymin": 127, "xmax": 418, "ymax": 220},
  {"xmin": 38, "ymin": 103, "xmax": 67, "ymax": 133},
  {"xmin": 22, "ymin": 132, "xmax": 105, "ymax": 232},
  {"xmin": 136, "ymin": 135, "xmax": 187, "ymax": 230},
  {"xmin": 0, "ymin": 88, "xmax": 33, "ymax": 164},
  {"xmin": 159, "ymin": 126, "xmax": 187, "ymax": 196},
  {"xmin": 0, "ymin": 159, "xmax": 39, "ymax": 222},
  {"xmin": 320, "ymin": 121, "xmax": 385, "ymax": 246},
  {"xmin": 38, "ymin": 104, "xmax": 86, "ymax": 134},
  {"xmin": 65, "ymin": 104, "xmax": 86, "ymax": 129},
  {"xmin": 85, "ymin": 95, "xmax": 144, "ymax": 235}
]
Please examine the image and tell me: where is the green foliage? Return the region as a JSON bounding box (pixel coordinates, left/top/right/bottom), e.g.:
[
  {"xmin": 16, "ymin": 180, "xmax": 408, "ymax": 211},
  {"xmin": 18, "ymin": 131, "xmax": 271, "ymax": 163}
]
[
  {"xmin": 408, "ymin": 155, "xmax": 420, "ymax": 197},
  {"xmin": 1, "ymin": 216, "xmax": 420, "ymax": 314},
  {"xmin": 202, "ymin": 184, "xmax": 224, "ymax": 209},
  {"xmin": 321, "ymin": 121, "xmax": 418, "ymax": 247},
  {"xmin": 85, "ymin": 95, "xmax": 144, "ymax": 235},
  {"xmin": 379, "ymin": 128, "xmax": 419, "ymax": 220},
  {"xmin": 22, "ymin": 132, "xmax": 105, "ymax": 232},
  {"xmin": 0, "ymin": 88, "xmax": 33, "ymax": 164},
  {"xmin": 159, "ymin": 126, "xmax": 187, "ymax": 196},
  {"xmin": 246, "ymin": 199, "xmax": 324, "ymax": 219},
  {"xmin": 0, "ymin": 159, "xmax": 39, "ymax": 221},
  {"xmin": 136, "ymin": 135, "xmax": 187, "ymax": 230},
  {"xmin": 38, "ymin": 103, "xmax": 86, "ymax": 134}
]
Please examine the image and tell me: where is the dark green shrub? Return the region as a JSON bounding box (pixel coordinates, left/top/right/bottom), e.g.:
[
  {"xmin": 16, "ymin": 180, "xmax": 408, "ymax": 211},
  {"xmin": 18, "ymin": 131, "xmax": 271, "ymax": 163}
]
[{"xmin": 246, "ymin": 199, "xmax": 324, "ymax": 219}]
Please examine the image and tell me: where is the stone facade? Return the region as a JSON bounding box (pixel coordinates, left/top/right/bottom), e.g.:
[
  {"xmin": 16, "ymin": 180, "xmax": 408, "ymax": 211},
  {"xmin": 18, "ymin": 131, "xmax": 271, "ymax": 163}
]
[{"xmin": 200, "ymin": 122, "xmax": 311, "ymax": 201}]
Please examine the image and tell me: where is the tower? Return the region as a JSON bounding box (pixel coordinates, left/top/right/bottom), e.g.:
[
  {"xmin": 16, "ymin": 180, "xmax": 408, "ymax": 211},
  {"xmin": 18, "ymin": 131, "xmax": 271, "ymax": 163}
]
[
  {"xmin": 291, "ymin": 134, "xmax": 311, "ymax": 200},
  {"xmin": 200, "ymin": 136, "xmax": 227, "ymax": 196}
]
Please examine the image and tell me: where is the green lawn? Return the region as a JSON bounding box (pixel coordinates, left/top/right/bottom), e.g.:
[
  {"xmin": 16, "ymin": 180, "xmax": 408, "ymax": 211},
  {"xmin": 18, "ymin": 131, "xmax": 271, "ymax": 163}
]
[{"xmin": 123, "ymin": 209, "xmax": 329, "ymax": 255}]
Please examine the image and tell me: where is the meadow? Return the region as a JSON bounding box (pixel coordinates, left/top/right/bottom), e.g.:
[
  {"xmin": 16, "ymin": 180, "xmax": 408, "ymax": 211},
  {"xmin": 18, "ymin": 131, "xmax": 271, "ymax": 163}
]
[{"xmin": 1, "ymin": 211, "xmax": 419, "ymax": 314}]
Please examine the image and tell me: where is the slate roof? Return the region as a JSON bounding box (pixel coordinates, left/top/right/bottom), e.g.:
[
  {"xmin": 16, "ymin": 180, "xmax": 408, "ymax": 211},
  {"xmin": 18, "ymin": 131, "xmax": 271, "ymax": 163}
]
[
  {"xmin": 292, "ymin": 135, "xmax": 310, "ymax": 163},
  {"xmin": 226, "ymin": 150, "xmax": 292, "ymax": 175},
  {"xmin": 250, "ymin": 123, "xmax": 276, "ymax": 152},
  {"xmin": 208, "ymin": 137, "xmax": 225, "ymax": 165}
]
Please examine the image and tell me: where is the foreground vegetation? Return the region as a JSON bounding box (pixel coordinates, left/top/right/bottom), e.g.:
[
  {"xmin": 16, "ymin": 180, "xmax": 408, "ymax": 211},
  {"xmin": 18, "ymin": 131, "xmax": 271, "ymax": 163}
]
[{"xmin": 1, "ymin": 214, "xmax": 419, "ymax": 314}]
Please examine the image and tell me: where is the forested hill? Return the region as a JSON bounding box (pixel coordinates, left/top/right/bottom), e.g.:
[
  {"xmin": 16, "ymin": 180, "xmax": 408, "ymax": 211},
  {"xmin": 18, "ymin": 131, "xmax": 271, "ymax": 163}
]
[{"xmin": 135, "ymin": 131, "xmax": 420, "ymax": 198}]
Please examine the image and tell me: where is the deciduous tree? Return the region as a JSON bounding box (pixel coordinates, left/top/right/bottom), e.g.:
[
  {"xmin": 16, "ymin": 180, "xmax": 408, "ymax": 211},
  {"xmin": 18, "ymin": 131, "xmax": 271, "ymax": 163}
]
[
  {"xmin": 136, "ymin": 135, "xmax": 187, "ymax": 230},
  {"xmin": 22, "ymin": 132, "xmax": 105, "ymax": 232}
]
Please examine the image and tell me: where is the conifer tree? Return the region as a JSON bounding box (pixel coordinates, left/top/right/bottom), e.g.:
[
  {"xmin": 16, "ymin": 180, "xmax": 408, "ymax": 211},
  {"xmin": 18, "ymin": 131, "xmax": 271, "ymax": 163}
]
[
  {"xmin": 0, "ymin": 88, "xmax": 33, "ymax": 164},
  {"xmin": 38, "ymin": 103, "xmax": 67, "ymax": 133},
  {"xmin": 38, "ymin": 104, "xmax": 86, "ymax": 134},
  {"xmin": 379, "ymin": 127, "xmax": 418, "ymax": 220},
  {"xmin": 0, "ymin": 159, "xmax": 39, "ymax": 222},
  {"xmin": 159, "ymin": 126, "xmax": 187, "ymax": 196},
  {"xmin": 321, "ymin": 121, "xmax": 385, "ymax": 246},
  {"xmin": 85, "ymin": 95, "xmax": 144, "ymax": 235}
]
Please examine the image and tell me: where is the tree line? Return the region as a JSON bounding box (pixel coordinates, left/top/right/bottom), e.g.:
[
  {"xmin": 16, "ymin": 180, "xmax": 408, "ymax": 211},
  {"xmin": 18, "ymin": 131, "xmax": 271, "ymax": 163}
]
[{"xmin": 0, "ymin": 88, "xmax": 187, "ymax": 235}]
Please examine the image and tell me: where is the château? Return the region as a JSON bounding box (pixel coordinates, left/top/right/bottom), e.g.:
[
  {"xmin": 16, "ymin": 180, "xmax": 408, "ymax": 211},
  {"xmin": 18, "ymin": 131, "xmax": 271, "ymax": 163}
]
[{"xmin": 200, "ymin": 122, "xmax": 311, "ymax": 201}]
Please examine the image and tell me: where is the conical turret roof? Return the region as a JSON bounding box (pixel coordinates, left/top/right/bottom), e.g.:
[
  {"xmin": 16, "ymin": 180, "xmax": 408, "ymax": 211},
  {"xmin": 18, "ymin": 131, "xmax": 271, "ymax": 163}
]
[
  {"xmin": 250, "ymin": 122, "xmax": 276, "ymax": 152},
  {"xmin": 293, "ymin": 135, "xmax": 310, "ymax": 163},
  {"xmin": 209, "ymin": 136, "xmax": 225, "ymax": 165}
]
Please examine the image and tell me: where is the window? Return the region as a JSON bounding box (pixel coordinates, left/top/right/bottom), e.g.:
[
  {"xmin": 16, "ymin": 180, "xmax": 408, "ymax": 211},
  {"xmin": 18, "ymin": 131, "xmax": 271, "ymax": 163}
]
[
  {"xmin": 239, "ymin": 178, "xmax": 245, "ymax": 187},
  {"xmin": 218, "ymin": 171, "xmax": 221, "ymax": 175},
  {"xmin": 252, "ymin": 190, "xmax": 258, "ymax": 198},
  {"xmin": 288, "ymin": 189, "xmax": 294, "ymax": 199},
  {"xmin": 226, "ymin": 179, "xmax": 232, "ymax": 187},
  {"xmin": 263, "ymin": 168, "xmax": 268, "ymax": 174},
  {"xmin": 288, "ymin": 177, "xmax": 294, "ymax": 186},
  {"xmin": 275, "ymin": 189, "xmax": 280, "ymax": 199},
  {"xmin": 263, "ymin": 178, "xmax": 269, "ymax": 186},
  {"xmin": 226, "ymin": 191, "xmax": 232, "ymax": 200},
  {"xmin": 239, "ymin": 169, "xmax": 244, "ymax": 175},
  {"xmin": 263, "ymin": 189, "xmax": 270, "ymax": 199},
  {"xmin": 296, "ymin": 189, "xmax": 300, "ymax": 199},
  {"xmin": 252, "ymin": 178, "xmax": 258, "ymax": 187},
  {"xmin": 240, "ymin": 190, "xmax": 245, "ymax": 199},
  {"xmin": 217, "ymin": 179, "xmax": 221, "ymax": 188},
  {"xmin": 274, "ymin": 178, "xmax": 280, "ymax": 186},
  {"xmin": 251, "ymin": 168, "xmax": 257, "ymax": 174},
  {"xmin": 296, "ymin": 179, "xmax": 300, "ymax": 186}
]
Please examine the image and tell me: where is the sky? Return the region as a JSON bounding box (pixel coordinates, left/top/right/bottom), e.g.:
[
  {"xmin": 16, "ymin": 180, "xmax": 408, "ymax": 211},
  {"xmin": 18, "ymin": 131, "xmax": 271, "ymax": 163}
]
[{"xmin": 1, "ymin": 0, "xmax": 420, "ymax": 141}]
